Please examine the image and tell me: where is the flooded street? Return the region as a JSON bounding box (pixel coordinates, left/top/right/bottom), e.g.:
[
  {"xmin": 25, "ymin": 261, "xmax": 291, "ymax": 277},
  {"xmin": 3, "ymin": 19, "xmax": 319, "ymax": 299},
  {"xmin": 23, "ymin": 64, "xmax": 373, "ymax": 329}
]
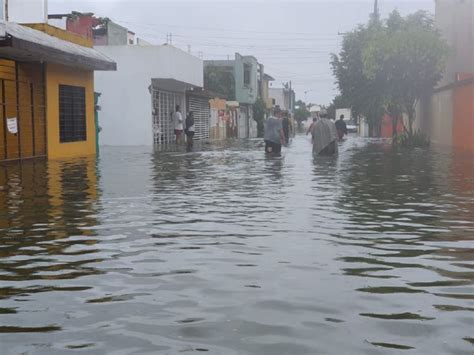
[{"xmin": 1, "ymin": 136, "xmax": 473, "ymax": 354}]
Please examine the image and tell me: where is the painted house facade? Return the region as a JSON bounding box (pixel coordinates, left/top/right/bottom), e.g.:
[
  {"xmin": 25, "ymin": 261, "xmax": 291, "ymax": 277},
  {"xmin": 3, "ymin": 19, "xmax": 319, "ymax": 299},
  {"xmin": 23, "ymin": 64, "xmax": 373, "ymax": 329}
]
[
  {"xmin": 204, "ymin": 53, "xmax": 260, "ymax": 138},
  {"xmin": 94, "ymin": 44, "xmax": 203, "ymax": 146},
  {"xmin": 417, "ymin": 0, "xmax": 474, "ymax": 153},
  {"xmin": 0, "ymin": 21, "xmax": 115, "ymax": 162}
]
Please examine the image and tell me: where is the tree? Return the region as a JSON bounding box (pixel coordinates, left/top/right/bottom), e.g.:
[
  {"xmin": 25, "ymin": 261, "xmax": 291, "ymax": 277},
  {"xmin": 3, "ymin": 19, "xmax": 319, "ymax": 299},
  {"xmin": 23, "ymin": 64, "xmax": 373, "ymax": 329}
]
[
  {"xmin": 294, "ymin": 100, "xmax": 310, "ymax": 127},
  {"xmin": 331, "ymin": 23, "xmax": 385, "ymax": 137},
  {"xmin": 204, "ymin": 66, "xmax": 235, "ymax": 100},
  {"xmin": 363, "ymin": 11, "xmax": 449, "ymax": 139},
  {"xmin": 331, "ymin": 10, "xmax": 448, "ymax": 142}
]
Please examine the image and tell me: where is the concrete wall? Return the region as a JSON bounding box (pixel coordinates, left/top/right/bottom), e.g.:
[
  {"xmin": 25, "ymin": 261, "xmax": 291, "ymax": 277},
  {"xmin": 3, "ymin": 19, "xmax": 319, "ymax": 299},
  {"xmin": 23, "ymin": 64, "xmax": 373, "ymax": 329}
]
[
  {"xmin": 429, "ymin": 90, "xmax": 453, "ymax": 147},
  {"xmin": 234, "ymin": 54, "xmax": 258, "ymax": 105},
  {"xmin": 453, "ymin": 75, "xmax": 474, "ymax": 153},
  {"xmin": 94, "ymin": 45, "xmax": 203, "ymax": 146},
  {"xmin": 269, "ymin": 88, "xmax": 286, "ymax": 110},
  {"xmin": 107, "ymin": 22, "xmax": 128, "ymax": 46},
  {"xmin": 435, "ymin": 0, "xmax": 474, "ymax": 85},
  {"xmin": 7, "ymin": 0, "xmax": 47, "ymax": 23},
  {"xmin": 418, "ymin": 0, "xmax": 473, "ymax": 151}
]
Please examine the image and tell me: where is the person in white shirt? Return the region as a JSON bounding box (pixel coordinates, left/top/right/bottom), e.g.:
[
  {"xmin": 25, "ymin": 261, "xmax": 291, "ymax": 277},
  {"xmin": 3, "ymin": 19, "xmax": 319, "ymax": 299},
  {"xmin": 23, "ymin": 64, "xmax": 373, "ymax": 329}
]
[{"xmin": 173, "ymin": 105, "xmax": 184, "ymax": 144}]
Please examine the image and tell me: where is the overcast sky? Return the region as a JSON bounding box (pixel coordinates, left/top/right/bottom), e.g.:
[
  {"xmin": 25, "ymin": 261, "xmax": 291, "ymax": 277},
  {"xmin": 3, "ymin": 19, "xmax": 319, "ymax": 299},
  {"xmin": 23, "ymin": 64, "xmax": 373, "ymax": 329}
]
[{"xmin": 50, "ymin": 0, "xmax": 434, "ymax": 105}]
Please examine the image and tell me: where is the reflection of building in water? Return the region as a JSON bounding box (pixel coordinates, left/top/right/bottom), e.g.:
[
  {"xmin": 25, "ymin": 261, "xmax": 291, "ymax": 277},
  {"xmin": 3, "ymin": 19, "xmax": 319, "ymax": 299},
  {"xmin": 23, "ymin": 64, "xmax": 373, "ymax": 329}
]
[
  {"xmin": 0, "ymin": 157, "xmax": 100, "ymax": 242},
  {"xmin": 47, "ymin": 157, "xmax": 99, "ymax": 240}
]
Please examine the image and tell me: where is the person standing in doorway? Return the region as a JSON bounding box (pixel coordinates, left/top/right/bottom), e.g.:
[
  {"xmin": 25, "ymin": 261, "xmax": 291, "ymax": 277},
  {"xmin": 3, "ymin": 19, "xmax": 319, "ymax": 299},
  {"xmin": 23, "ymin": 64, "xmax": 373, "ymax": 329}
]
[
  {"xmin": 185, "ymin": 111, "xmax": 195, "ymax": 150},
  {"xmin": 264, "ymin": 108, "xmax": 285, "ymax": 155},
  {"xmin": 335, "ymin": 114, "xmax": 348, "ymax": 141},
  {"xmin": 173, "ymin": 105, "xmax": 184, "ymax": 144}
]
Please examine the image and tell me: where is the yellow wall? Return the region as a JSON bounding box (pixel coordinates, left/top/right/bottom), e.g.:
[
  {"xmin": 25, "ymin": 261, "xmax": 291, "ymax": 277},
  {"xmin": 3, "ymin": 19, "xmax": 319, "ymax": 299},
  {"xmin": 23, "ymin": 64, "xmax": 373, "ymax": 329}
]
[
  {"xmin": 46, "ymin": 63, "xmax": 96, "ymax": 159},
  {"xmin": 209, "ymin": 97, "xmax": 227, "ymax": 110},
  {"xmin": 24, "ymin": 24, "xmax": 93, "ymax": 48}
]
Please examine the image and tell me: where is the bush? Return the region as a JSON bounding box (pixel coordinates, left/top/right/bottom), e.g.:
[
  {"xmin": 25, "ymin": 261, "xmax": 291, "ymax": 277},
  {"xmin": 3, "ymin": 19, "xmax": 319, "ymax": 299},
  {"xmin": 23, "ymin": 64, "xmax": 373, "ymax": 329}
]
[{"xmin": 394, "ymin": 131, "xmax": 430, "ymax": 148}]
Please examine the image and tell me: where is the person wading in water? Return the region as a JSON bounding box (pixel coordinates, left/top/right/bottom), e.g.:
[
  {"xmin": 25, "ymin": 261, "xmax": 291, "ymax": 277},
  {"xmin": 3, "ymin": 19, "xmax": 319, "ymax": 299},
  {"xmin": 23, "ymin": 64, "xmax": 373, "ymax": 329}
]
[
  {"xmin": 335, "ymin": 114, "xmax": 348, "ymax": 141},
  {"xmin": 264, "ymin": 107, "xmax": 285, "ymax": 155},
  {"xmin": 311, "ymin": 110, "xmax": 338, "ymax": 156}
]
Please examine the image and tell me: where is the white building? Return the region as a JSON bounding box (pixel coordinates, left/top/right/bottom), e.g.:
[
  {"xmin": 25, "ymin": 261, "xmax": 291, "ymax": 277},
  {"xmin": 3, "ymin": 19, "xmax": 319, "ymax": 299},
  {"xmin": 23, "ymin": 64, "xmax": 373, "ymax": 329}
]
[
  {"xmin": 269, "ymin": 87, "xmax": 295, "ymax": 112},
  {"xmin": 95, "ymin": 44, "xmax": 204, "ymax": 146},
  {"xmin": 2, "ymin": 0, "xmax": 48, "ymax": 22}
]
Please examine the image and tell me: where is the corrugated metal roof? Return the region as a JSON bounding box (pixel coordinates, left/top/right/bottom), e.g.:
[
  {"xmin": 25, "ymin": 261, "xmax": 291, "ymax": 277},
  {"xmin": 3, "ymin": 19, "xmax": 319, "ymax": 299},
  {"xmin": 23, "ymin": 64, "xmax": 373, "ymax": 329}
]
[{"xmin": 0, "ymin": 21, "xmax": 116, "ymax": 71}]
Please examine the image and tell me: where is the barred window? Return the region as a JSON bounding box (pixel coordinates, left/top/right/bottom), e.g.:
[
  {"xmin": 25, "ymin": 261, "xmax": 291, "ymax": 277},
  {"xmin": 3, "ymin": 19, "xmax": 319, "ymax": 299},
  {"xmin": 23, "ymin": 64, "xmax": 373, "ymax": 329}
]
[{"xmin": 59, "ymin": 85, "xmax": 87, "ymax": 143}]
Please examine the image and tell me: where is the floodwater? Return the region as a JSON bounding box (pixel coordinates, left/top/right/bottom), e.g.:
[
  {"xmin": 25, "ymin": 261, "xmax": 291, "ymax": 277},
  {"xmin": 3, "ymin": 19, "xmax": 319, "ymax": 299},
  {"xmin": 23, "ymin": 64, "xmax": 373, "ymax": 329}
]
[{"xmin": 0, "ymin": 136, "xmax": 473, "ymax": 355}]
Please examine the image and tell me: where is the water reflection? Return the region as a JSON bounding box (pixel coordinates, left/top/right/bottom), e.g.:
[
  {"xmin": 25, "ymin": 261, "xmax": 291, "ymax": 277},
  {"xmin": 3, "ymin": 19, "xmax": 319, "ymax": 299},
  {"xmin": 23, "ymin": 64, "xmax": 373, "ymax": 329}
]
[
  {"xmin": 0, "ymin": 137, "xmax": 473, "ymax": 355},
  {"xmin": 0, "ymin": 157, "xmax": 101, "ymax": 344}
]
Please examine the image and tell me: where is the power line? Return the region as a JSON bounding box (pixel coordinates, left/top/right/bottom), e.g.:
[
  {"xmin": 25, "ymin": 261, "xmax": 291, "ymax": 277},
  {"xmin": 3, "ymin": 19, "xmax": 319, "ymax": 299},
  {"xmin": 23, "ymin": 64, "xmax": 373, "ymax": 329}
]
[{"xmin": 114, "ymin": 18, "xmax": 340, "ymax": 37}]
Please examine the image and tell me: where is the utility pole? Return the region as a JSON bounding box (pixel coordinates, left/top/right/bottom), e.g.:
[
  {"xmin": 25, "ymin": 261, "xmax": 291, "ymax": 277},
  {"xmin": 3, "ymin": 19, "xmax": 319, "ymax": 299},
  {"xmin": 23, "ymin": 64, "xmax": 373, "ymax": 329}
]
[
  {"xmin": 373, "ymin": 0, "xmax": 380, "ymax": 21},
  {"xmin": 289, "ymin": 80, "xmax": 293, "ymax": 112},
  {"xmin": 44, "ymin": 0, "xmax": 48, "ymax": 23},
  {"xmin": 5, "ymin": 0, "xmax": 8, "ymax": 21}
]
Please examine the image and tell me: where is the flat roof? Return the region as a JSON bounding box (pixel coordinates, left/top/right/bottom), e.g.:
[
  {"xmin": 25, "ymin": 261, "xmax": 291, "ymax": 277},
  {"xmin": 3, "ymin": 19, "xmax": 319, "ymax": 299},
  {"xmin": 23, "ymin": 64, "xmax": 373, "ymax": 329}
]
[{"xmin": 0, "ymin": 21, "xmax": 116, "ymax": 71}]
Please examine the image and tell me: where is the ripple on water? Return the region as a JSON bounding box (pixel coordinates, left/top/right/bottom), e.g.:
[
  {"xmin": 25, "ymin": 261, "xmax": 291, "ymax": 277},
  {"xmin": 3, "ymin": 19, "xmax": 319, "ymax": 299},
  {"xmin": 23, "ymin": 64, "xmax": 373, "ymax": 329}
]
[{"xmin": 0, "ymin": 138, "xmax": 473, "ymax": 354}]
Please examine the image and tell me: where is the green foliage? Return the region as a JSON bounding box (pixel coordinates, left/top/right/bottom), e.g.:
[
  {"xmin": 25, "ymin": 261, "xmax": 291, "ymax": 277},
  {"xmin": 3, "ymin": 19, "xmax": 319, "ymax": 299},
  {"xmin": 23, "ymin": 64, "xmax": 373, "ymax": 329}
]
[
  {"xmin": 395, "ymin": 131, "xmax": 430, "ymax": 148},
  {"xmin": 294, "ymin": 100, "xmax": 310, "ymax": 125},
  {"xmin": 253, "ymin": 98, "xmax": 266, "ymax": 138},
  {"xmin": 204, "ymin": 66, "xmax": 236, "ymax": 100},
  {"xmin": 363, "ymin": 10, "xmax": 449, "ymax": 137},
  {"xmin": 331, "ymin": 10, "xmax": 449, "ymax": 142},
  {"xmin": 331, "ymin": 23, "xmax": 385, "ymax": 136}
]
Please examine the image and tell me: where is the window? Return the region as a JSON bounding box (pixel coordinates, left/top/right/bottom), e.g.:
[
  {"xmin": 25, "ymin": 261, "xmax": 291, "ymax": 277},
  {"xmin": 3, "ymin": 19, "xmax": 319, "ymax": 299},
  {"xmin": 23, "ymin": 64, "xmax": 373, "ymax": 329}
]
[
  {"xmin": 244, "ymin": 64, "xmax": 251, "ymax": 87},
  {"xmin": 59, "ymin": 85, "xmax": 87, "ymax": 143}
]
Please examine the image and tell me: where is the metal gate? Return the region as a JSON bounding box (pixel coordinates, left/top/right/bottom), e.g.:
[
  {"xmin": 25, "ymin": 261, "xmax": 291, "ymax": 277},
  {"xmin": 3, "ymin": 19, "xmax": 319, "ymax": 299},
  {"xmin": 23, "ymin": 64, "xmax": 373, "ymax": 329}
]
[
  {"xmin": 0, "ymin": 61, "xmax": 46, "ymax": 162},
  {"xmin": 238, "ymin": 107, "xmax": 248, "ymax": 139},
  {"xmin": 152, "ymin": 89, "xmax": 183, "ymax": 145},
  {"xmin": 187, "ymin": 95, "xmax": 210, "ymax": 141}
]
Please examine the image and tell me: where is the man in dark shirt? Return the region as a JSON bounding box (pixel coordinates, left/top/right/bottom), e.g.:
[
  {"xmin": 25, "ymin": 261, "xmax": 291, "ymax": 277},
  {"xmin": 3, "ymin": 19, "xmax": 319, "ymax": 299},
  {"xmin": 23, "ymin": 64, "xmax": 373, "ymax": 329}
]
[{"xmin": 335, "ymin": 114, "xmax": 348, "ymax": 141}]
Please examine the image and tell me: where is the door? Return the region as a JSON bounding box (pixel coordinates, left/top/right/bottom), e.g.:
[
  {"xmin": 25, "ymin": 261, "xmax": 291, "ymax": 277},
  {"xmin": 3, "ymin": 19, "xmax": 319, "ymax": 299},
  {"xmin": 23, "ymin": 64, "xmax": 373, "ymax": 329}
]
[
  {"xmin": 0, "ymin": 60, "xmax": 46, "ymax": 162},
  {"xmin": 186, "ymin": 95, "xmax": 210, "ymax": 141},
  {"xmin": 238, "ymin": 107, "xmax": 248, "ymax": 139},
  {"xmin": 152, "ymin": 89, "xmax": 183, "ymax": 145}
]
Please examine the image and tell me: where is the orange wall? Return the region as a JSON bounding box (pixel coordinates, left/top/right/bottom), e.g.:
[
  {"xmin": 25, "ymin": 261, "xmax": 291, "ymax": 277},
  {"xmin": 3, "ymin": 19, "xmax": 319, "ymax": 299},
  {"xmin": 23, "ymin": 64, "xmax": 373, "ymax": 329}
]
[
  {"xmin": 453, "ymin": 73, "xmax": 474, "ymax": 154},
  {"xmin": 0, "ymin": 60, "xmax": 46, "ymax": 162},
  {"xmin": 46, "ymin": 63, "xmax": 96, "ymax": 159},
  {"xmin": 381, "ymin": 113, "xmax": 404, "ymax": 138}
]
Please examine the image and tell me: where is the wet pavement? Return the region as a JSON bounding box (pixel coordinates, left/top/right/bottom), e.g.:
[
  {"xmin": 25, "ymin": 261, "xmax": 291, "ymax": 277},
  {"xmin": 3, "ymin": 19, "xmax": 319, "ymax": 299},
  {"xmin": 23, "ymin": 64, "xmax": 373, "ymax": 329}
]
[{"xmin": 0, "ymin": 136, "xmax": 473, "ymax": 354}]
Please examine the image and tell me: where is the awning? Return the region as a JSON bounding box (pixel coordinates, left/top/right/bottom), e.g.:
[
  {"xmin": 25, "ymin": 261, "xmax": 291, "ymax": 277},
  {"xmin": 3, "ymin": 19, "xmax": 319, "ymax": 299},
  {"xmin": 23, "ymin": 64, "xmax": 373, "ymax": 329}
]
[
  {"xmin": 0, "ymin": 21, "xmax": 116, "ymax": 71},
  {"xmin": 152, "ymin": 78, "xmax": 199, "ymax": 93}
]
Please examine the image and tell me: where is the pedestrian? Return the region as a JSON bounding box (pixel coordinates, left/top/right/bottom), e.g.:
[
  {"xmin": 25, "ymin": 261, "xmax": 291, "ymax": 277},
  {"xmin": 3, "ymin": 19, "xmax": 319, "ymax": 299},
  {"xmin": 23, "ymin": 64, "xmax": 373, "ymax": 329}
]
[
  {"xmin": 307, "ymin": 116, "xmax": 317, "ymax": 138},
  {"xmin": 173, "ymin": 105, "xmax": 184, "ymax": 144},
  {"xmin": 185, "ymin": 111, "xmax": 195, "ymax": 150},
  {"xmin": 264, "ymin": 108, "xmax": 285, "ymax": 155},
  {"xmin": 311, "ymin": 110, "xmax": 338, "ymax": 156},
  {"xmin": 282, "ymin": 112, "xmax": 290, "ymax": 145},
  {"xmin": 335, "ymin": 114, "xmax": 348, "ymax": 141}
]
